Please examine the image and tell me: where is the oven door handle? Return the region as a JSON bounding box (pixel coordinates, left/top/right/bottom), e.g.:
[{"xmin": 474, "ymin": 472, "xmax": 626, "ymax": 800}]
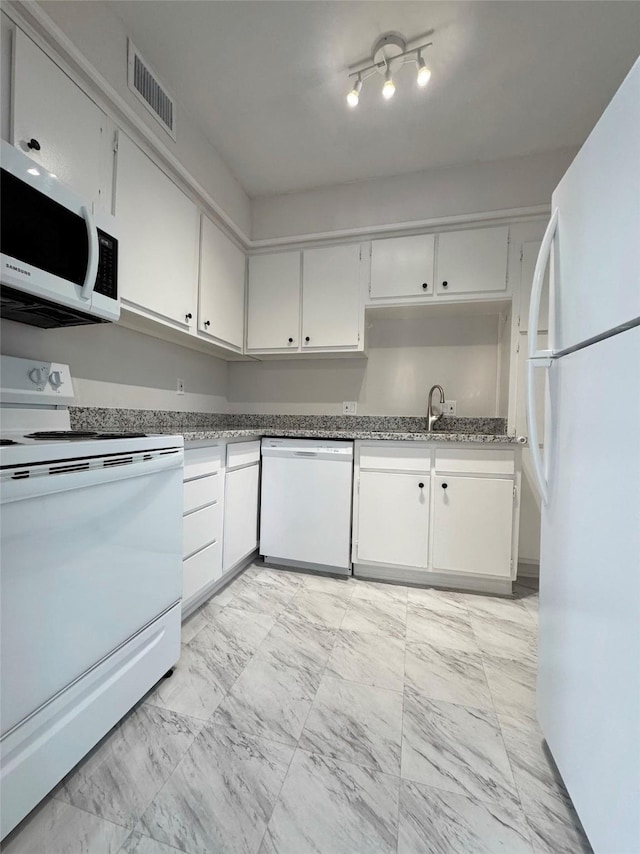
[
  {"xmin": 0, "ymin": 450, "xmax": 184, "ymax": 504},
  {"xmin": 80, "ymin": 205, "xmax": 99, "ymax": 301}
]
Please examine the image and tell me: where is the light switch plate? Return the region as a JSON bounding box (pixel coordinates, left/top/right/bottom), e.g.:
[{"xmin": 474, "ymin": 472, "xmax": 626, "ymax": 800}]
[
  {"xmin": 442, "ymin": 400, "xmax": 457, "ymax": 415},
  {"xmin": 342, "ymin": 401, "xmax": 357, "ymax": 415}
]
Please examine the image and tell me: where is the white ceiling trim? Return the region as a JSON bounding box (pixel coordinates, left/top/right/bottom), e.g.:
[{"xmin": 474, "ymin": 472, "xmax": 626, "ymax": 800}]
[{"xmin": 5, "ymin": 1, "xmax": 550, "ymax": 251}]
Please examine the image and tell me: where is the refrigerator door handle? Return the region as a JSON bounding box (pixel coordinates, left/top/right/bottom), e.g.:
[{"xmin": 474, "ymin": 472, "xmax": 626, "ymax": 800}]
[
  {"xmin": 526, "ymin": 208, "xmax": 558, "ymax": 506},
  {"xmin": 528, "ymin": 208, "xmax": 558, "ymax": 359}
]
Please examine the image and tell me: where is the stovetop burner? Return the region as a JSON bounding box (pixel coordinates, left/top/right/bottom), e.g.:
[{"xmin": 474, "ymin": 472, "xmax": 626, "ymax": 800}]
[
  {"xmin": 0, "ymin": 439, "xmax": 21, "ymax": 446},
  {"xmin": 23, "ymin": 431, "xmax": 149, "ymax": 441}
]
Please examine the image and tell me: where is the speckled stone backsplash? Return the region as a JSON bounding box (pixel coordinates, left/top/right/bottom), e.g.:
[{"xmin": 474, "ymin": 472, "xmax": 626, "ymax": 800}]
[{"xmin": 69, "ymin": 408, "xmax": 508, "ymax": 436}]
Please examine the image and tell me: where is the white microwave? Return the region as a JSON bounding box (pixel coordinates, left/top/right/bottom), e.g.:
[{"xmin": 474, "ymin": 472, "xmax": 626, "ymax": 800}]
[{"xmin": 0, "ymin": 140, "xmax": 119, "ymax": 328}]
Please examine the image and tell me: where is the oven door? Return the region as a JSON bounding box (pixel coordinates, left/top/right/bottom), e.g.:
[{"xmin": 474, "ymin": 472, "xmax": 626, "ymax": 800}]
[
  {"xmin": 0, "ymin": 447, "xmax": 183, "ymax": 735},
  {"xmin": 0, "ymin": 141, "xmax": 119, "ymax": 326}
]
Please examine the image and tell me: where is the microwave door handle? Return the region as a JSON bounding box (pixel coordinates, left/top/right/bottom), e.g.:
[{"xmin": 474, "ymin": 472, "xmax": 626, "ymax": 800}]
[{"xmin": 80, "ymin": 205, "xmax": 99, "ymax": 301}]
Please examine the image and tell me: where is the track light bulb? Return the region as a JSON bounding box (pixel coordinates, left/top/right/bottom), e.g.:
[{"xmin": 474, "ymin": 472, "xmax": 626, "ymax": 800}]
[
  {"xmin": 382, "ymin": 69, "xmax": 395, "ymax": 100},
  {"xmin": 347, "ymin": 77, "xmax": 362, "ymax": 108},
  {"xmin": 417, "ymin": 55, "xmax": 431, "ymax": 88}
]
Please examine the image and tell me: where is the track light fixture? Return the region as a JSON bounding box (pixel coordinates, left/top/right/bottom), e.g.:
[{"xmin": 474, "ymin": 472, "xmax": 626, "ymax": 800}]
[{"xmin": 346, "ymin": 31, "xmax": 433, "ymax": 107}]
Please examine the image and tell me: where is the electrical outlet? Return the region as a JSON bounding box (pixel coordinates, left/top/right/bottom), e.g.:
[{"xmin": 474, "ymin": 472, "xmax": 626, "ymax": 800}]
[
  {"xmin": 177, "ymin": 378, "xmax": 185, "ymax": 395},
  {"xmin": 342, "ymin": 401, "xmax": 357, "ymax": 415},
  {"xmin": 442, "ymin": 400, "xmax": 457, "ymax": 416}
]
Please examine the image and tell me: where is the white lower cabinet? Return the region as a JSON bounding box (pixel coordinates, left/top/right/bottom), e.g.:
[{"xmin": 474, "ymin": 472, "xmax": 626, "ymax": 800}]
[
  {"xmin": 354, "ymin": 441, "xmax": 520, "ymax": 592},
  {"xmin": 223, "ymin": 441, "xmax": 260, "ymax": 571},
  {"xmin": 432, "ymin": 475, "xmax": 514, "ymax": 577},
  {"xmin": 357, "ymin": 471, "xmax": 429, "ymax": 567}
]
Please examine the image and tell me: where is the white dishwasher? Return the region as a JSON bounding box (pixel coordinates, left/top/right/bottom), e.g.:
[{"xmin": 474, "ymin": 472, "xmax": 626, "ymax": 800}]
[{"xmin": 260, "ymin": 438, "xmax": 353, "ymax": 575}]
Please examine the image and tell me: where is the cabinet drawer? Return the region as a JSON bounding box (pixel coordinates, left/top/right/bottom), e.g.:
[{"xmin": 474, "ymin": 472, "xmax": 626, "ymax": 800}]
[
  {"xmin": 227, "ymin": 440, "xmax": 260, "ymax": 469},
  {"xmin": 183, "ymin": 503, "xmax": 221, "ymax": 559},
  {"xmin": 359, "ymin": 445, "xmax": 430, "ymax": 473},
  {"xmin": 184, "ymin": 446, "xmax": 222, "ymax": 480},
  {"xmin": 435, "ymin": 448, "xmax": 515, "ymax": 475},
  {"xmin": 183, "ymin": 473, "xmax": 222, "ymax": 515},
  {"xmin": 183, "ymin": 540, "xmax": 222, "ymax": 603}
]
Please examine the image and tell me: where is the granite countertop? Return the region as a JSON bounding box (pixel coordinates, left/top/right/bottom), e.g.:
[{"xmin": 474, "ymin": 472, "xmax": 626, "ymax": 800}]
[{"xmin": 69, "ymin": 410, "xmax": 527, "ymax": 445}]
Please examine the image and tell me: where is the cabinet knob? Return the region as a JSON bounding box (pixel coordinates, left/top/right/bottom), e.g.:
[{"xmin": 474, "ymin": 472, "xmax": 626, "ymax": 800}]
[
  {"xmin": 305, "ymin": 336, "xmax": 310, "ymax": 343},
  {"xmin": 204, "ymin": 320, "xmax": 210, "ymax": 327},
  {"xmin": 185, "ymin": 312, "xmax": 193, "ymax": 321},
  {"xmin": 442, "ymin": 281, "xmax": 449, "ymax": 289},
  {"xmin": 288, "ymin": 337, "xmax": 294, "ymax": 343},
  {"xmin": 27, "ymin": 138, "xmax": 41, "ymax": 151},
  {"xmin": 418, "ymin": 482, "xmax": 425, "ymax": 489},
  {"xmin": 442, "ymin": 482, "xmax": 448, "ymax": 489},
  {"xmin": 422, "ymin": 282, "xmax": 428, "ymax": 290}
]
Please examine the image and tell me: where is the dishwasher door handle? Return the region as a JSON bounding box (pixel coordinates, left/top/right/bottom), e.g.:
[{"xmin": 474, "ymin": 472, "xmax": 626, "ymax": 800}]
[{"xmin": 293, "ymin": 451, "xmax": 318, "ymax": 457}]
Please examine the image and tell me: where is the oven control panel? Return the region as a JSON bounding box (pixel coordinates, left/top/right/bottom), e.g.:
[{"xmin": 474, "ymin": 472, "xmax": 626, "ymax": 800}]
[{"xmin": 0, "ymin": 356, "xmax": 75, "ymax": 404}]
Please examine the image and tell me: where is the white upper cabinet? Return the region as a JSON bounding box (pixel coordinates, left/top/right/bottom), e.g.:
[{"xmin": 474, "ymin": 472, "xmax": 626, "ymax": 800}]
[
  {"xmin": 12, "ymin": 28, "xmax": 107, "ymax": 207},
  {"xmin": 370, "ymin": 234, "xmax": 435, "ymax": 299},
  {"xmin": 302, "ymin": 244, "xmax": 362, "ymax": 349},
  {"xmin": 115, "ymin": 132, "xmax": 199, "ymax": 329},
  {"xmin": 246, "ymin": 252, "xmax": 301, "ymax": 351},
  {"xmin": 436, "ymin": 226, "xmax": 509, "ymax": 295},
  {"xmin": 198, "ymin": 215, "xmax": 245, "ymax": 351}
]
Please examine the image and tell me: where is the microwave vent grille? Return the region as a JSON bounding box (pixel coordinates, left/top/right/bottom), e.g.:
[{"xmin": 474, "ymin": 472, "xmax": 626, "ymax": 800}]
[{"xmin": 127, "ymin": 40, "xmax": 176, "ymax": 140}]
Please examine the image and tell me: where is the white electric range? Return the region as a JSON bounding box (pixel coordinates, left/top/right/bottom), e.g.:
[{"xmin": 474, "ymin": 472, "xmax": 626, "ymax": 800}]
[{"xmin": 0, "ymin": 355, "xmax": 185, "ymax": 839}]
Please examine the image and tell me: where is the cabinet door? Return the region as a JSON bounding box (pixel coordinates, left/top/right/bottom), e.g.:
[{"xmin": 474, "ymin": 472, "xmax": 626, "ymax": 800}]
[
  {"xmin": 370, "ymin": 234, "xmax": 435, "ymax": 299},
  {"xmin": 432, "ymin": 475, "xmax": 513, "ymax": 576},
  {"xmin": 436, "ymin": 226, "xmax": 509, "ymax": 295},
  {"xmin": 12, "ymin": 29, "xmax": 105, "ymax": 206},
  {"xmin": 199, "ymin": 215, "xmax": 245, "ymax": 349},
  {"xmin": 357, "ymin": 471, "xmax": 429, "ymax": 568},
  {"xmin": 115, "ymin": 133, "xmax": 199, "ymax": 328},
  {"xmin": 223, "ymin": 465, "xmax": 259, "ymax": 571},
  {"xmin": 246, "ymin": 252, "xmax": 300, "ymax": 351},
  {"xmin": 302, "ymin": 244, "xmax": 361, "ymax": 348}
]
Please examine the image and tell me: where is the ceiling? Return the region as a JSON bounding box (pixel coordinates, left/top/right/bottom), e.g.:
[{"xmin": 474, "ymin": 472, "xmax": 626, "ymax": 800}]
[{"xmin": 106, "ymin": 1, "xmax": 640, "ymax": 198}]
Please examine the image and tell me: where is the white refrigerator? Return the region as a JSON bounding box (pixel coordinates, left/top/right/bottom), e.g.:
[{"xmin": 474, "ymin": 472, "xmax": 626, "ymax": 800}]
[{"xmin": 526, "ymin": 59, "xmax": 640, "ymax": 854}]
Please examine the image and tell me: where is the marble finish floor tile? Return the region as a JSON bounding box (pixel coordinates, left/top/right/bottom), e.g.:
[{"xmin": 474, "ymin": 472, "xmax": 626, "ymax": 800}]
[
  {"xmin": 407, "ymin": 586, "xmax": 470, "ymax": 615},
  {"xmin": 255, "ymin": 609, "xmax": 336, "ymax": 673},
  {"xmin": 2, "ymin": 799, "xmax": 128, "ymax": 854},
  {"xmin": 401, "ymin": 690, "xmax": 518, "ymax": 807},
  {"xmin": 397, "ymin": 779, "xmax": 533, "ymax": 854},
  {"xmin": 470, "ymin": 613, "xmax": 537, "ymax": 662},
  {"xmin": 452, "ymin": 591, "xmax": 534, "ymax": 625},
  {"xmin": 144, "ymin": 643, "xmax": 226, "ymax": 720},
  {"xmin": 210, "ymin": 656, "xmax": 321, "ymax": 746},
  {"xmin": 483, "ymin": 652, "xmax": 537, "ymax": 719},
  {"xmin": 190, "ymin": 604, "xmax": 275, "ymax": 689},
  {"xmin": 259, "ymin": 750, "xmax": 400, "ymax": 854},
  {"xmin": 406, "ymin": 602, "xmax": 478, "ymax": 652},
  {"xmin": 351, "ymin": 578, "xmax": 409, "ymax": 605},
  {"xmin": 340, "ymin": 596, "xmax": 407, "ymax": 639},
  {"xmin": 57, "ymin": 705, "xmax": 201, "ymax": 829},
  {"xmin": 120, "ymin": 832, "xmax": 185, "ymax": 853},
  {"xmin": 300, "ymin": 675, "xmax": 403, "ymax": 774},
  {"xmin": 498, "ymin": 715, "xmax": 592, "ymax": 854},
  {"xmin": 137, "ymin": 726, "xmax": 293, "ymax": 854},
  {"xmin": 229, "ymin": 577, "xmax": 298, "ymax": 617},
  {"xmin": 251, "ymin": 566, "xmax": 306, "ymax": 593},
  {"xmin": 405, "ymin": 641, "xmax": 493, "ymax": 710},
  {"xmin": 285, "ymin": 587, "xmax": 350, "ymax": 628},
  {"xmin": 326, "ymin": 629, "xmax": 405, "ymax": 692},
  {"xmin": 180, "ymin": 607, "xmax": 209, "ymax": 644},
  {"xmin": 301, "ymin": 571, "xmax": 355, "ymax": 597}
]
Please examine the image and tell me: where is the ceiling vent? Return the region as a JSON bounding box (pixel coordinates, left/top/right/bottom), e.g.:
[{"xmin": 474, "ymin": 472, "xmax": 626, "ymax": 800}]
[{"xmin": 127, "ymin": 40, "xmax": 176, "ymax": 140}]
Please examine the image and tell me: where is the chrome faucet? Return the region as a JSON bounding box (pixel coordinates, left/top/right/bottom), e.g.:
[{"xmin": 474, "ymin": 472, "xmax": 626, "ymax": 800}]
[{"xmin": 427, "ymin": 384, "xmax": 446, "ymax": 432}]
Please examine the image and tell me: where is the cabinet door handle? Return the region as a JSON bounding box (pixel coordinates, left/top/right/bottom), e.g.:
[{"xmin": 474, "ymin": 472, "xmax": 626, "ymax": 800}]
[
  {"xmin": 27, "ymin": 138, "xmax": 41, "ymax": 151},
  {"xmin": 305, "ymin": 336, "xmax": 310, "ymax": 343},
  {"xmin": 422, "ymin": 282, "xmax": 428, "ymax": 290},
  {"xmin": 288, "ymin": 337, "xmax": 293, "ymax": 343},
  {"xmin": 441, "ymin": 482, "xmax": 448, "ymax": 489},
  {"xmin": 418, "ymin": 482, "xmax": 425, "ymax": 489},
  {"xmin": 442, "ymin": 281, "xmax": 449, "ymax": 289},
  {"xmin": 185, "ymin": 312, "xmax": 193, "ymax": 321},
  {"xmin": 204, "ymin": 320, "xmax": 210, "ymax": 327}
]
